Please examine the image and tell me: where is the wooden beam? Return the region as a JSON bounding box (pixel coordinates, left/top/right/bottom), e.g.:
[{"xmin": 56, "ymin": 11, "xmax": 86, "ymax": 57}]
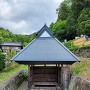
[{"xmin": 28, "ymin": 65, "xmax": 30, "ymax": 90}]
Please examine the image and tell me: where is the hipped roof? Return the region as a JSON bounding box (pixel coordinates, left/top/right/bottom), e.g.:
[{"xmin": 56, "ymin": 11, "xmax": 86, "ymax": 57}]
[{"xmin": 12, "ymin": 24, "xmax": 79, "ymax": 64}]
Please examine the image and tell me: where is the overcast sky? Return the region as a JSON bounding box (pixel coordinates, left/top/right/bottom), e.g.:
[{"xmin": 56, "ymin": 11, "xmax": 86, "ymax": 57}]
[{"xmin": 0, "ymin": 0, "xmax": 64, "ymax": 34}]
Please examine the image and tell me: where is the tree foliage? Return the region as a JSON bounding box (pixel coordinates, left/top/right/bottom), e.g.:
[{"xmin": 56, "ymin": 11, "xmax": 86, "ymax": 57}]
[
  {"xmin": 77, "ymin": 8, "xmax": 90, "ymax": 36},
  {"xmin": 50, "ymin": 0, "xmax": 90, "ymax": 41},
  {"xmin": 50, "ymin": 20, "xmax": 67, "ymax": 41},
  {"xmin": 0, "ymin": 28, "xmax": 36, "ymax": 46},
  {"xmin": 57, "ymin": 2, "xmax": 70, "ymax": 20}
]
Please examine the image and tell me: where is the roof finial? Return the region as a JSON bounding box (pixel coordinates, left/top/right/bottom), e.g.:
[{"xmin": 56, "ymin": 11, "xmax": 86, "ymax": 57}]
[{"xmin": 44, "ymin": 23, "xmax": 47, "ymax": 27}]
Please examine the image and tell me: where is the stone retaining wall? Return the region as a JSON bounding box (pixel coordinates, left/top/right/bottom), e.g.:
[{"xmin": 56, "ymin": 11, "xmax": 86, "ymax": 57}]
[
  {"xmin": 68, "ymin": 74, "xmax": 90, "ymax": 90},
  {"xmin": 0, "ymin": 70, "xmax": 24, "ymax": 90},
  {"xmin": 74, "ymin": 48, "xmax": 90, "ymax": 58}
]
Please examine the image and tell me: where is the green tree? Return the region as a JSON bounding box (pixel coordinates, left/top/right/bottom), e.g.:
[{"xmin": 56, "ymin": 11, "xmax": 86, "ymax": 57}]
[
  {"xmin": 78, "ymin": 20, "xmax": 90, "ymax": 36},
  {"xmin": 50, "ymin": 20, "xmax": 67, "ymax": 41},
  {"xmin": 77, "ymin": 8, "xmax": 90, "ymax": 36},
  {"xmin": 66, "ymin": 14, "xmax": 77, "ymax": 40},
  {"xmin": 57, "ymin": 2, "xmax": 70, "ymax": 20}
]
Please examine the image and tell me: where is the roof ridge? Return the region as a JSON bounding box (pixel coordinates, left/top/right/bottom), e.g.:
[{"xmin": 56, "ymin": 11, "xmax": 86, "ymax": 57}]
[{"xmin": 36, "ymin": 24, "xmax": 54, "ymax": 38}]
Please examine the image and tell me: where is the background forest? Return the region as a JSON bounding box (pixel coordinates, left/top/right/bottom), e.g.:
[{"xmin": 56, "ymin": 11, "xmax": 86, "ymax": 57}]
[
  {"xmin": 0, "ymin": 0, "xmax": 90, "ymax": 45},
  {"xmin": 0, "ymin": 28, "xmax": 36, "ymax": 46}
]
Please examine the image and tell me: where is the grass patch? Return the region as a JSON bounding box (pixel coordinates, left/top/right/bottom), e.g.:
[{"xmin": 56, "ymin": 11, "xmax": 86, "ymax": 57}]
[
  {"xmin": 0, "ymin": 62, "xmax": 27, "ymax": 85},
  {"xmin": 71, "ymin": 57, "xmax": 90, "ymax": 80}
]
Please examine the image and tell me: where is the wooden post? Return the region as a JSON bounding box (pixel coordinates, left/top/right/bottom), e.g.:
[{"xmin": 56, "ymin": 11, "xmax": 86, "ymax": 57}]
[
  {"xmin": 57, "ymin": 64, "xmax": 59, "ymax": 85},
  {"xmin": 61, "ymin": 64, "xmax": 63, "ymax": 87},
  {"xmin": 32, "ymin": 65, "xmax": 33, "ymax": 84},
  {"xmin": 44, "ymin": 64, "xmax": 46, "ymax": 81},
  {"xmin": 28, "ymin": 65, "xmax": 30, "ymax": 90}
]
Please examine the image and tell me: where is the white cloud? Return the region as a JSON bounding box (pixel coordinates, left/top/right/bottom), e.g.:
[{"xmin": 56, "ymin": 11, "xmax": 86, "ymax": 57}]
[
  {"xmin": 0, "ymin": 0, "xmax": 64, "ymax": 34},
  {"xmin": 0, "ymin": 1, "xmax": 11, "ymax": 20},
  {"xmin": 55, "ymin": 0, "xmax": 64, "ymax": 3}
]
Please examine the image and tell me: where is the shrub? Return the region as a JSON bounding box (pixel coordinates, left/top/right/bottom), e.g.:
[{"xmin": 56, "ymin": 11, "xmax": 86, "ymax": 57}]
[
  {"xmin": 3, "ymin": 62, "xmax": 19, "ymax": 72},
  {"xmin": 64, "ymin": 41, "xmax": 79, "ymax": 52},
  {"xmin": 0, "ymin": 49, "xmax": 5, "ymax": 71},
  {"xmin": 23, "ymin": 69, "xmax": 28, "ymax": 80}
]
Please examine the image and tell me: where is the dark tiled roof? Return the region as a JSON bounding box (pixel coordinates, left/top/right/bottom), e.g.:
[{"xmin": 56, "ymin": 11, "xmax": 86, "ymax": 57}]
[{"xmin": 1, "ymin": 42, "xmax": 22, "ymax": 46}]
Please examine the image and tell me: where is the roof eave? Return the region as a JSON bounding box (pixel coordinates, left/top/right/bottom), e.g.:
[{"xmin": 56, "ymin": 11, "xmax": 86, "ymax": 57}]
[{"xmin": 14, "ymin": 61, "xmax": 77, "ymax": 65}]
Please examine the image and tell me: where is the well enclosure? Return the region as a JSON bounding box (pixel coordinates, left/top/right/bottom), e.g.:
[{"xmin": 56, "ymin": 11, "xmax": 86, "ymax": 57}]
[{"xmin": 12, "ymin": 25, "xmax": 79, "ymax": 90}]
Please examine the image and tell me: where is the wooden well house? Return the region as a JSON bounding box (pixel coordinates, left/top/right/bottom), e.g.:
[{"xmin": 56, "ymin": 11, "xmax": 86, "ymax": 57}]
[{"xmin": 12, "ymin": 24, "xmax": 79, "ymax": 90}]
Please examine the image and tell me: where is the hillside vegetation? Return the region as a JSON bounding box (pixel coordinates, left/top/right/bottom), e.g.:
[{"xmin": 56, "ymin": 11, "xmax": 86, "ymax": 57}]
[
  {"xmin": 72, "ymin": 57, "xmax": 90, "ymax": 81},
  {"xmin": 0, "ymin": 27, "xmax": 36, "ymax": 46},
  {"xmin": 73, "ymin": 37, "xmax": 90, "ymax": 47}
]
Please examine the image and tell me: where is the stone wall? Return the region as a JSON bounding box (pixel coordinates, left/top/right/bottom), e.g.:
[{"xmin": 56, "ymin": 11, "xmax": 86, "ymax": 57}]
[
  {"xmin": 0, "ymin": 70, "xmax": 24, "ymax": 90},
  {"xmin": 74, "ymin": 48, "xmax": 90, "ymax": 58},
  {"xmin": 68, "ymin": 74, "xmax": 90, "ymax": 90}
]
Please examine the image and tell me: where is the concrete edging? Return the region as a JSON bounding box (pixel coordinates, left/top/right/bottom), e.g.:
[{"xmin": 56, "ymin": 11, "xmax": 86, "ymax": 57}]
[{"xmin": 0, "ymin": 70, "xmax": 25, "ymax": 90}]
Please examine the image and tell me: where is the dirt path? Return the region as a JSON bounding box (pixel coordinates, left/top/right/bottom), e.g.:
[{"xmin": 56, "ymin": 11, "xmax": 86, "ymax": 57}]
[{"xmin": 18, "ymin": 81, "xmax": 28, "ymax": 90}]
